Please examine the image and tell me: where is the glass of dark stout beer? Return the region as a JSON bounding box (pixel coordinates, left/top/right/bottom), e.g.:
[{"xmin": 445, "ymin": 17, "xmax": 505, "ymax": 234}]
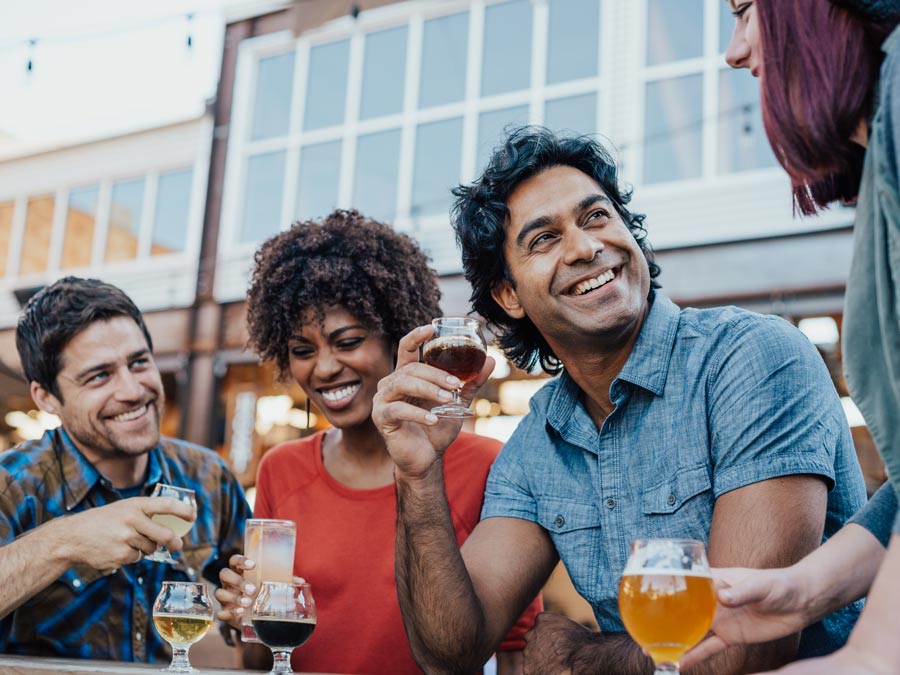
[
  {"xmin": 251, "ymin": 581, "xmax": 317, "ymax": 675},
  {"xmin": 422, "ymin": 316, "xmax": 487, "ymax": 418}
]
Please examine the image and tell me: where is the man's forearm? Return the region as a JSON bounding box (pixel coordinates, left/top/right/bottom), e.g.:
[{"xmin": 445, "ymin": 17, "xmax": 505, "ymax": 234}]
[
  {"xmin": 395, "ymin": 465, "xmax": 492, "ymax": 674},
  {"xmin": 0, "ymin": 520, "xmax": 73, "ymax": 620}
]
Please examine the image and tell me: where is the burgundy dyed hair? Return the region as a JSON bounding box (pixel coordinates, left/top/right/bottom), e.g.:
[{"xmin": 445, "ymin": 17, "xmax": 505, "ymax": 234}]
[{"xmin": 756, "ymin": 0, "xmax": 891, "ymax": 215}]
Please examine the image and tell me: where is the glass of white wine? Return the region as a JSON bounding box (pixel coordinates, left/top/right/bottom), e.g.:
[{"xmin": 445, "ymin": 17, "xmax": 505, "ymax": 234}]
[
  {"xmin": 146, "ymin": 483, "xmax": 196, "ymax": 564},
  {"xmin": 152, "ymin": 581, "xmax": 213, "ymax": 673}
]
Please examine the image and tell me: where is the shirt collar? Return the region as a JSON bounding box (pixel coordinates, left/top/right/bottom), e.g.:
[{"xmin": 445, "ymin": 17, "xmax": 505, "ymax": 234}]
[
  {"xmin": 53, "ymin": 427, "xmax": 166, "ymax": 510},
  {"xmin": 546, "ymin": 293, "xmax": 680, "ymax": 434}
]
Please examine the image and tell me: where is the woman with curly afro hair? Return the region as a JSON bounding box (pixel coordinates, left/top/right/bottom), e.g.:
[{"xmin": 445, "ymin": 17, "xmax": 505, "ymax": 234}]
[{"xmin": 215, "ymin": 209, "xmax": 540, "ymax": 675}]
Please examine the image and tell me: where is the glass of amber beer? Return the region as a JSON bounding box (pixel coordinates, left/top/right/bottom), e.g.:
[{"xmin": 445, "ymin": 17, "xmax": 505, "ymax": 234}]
[
  {"xmin": 422, "ymin": 317, "xmax": 487, "ymax": 418},
  {"xmin": 618, "ymin": 539, "xmax": 716, "ymax": 674},
  {"xmin": 152, "ymin": 581, "xmax": 214, "ymax": 672}
]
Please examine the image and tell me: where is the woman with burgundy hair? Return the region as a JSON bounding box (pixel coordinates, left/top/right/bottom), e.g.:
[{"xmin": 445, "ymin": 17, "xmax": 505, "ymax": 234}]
[{"xmin": 681, "ymin": 2, "xmax": 900, "ymax": 674}]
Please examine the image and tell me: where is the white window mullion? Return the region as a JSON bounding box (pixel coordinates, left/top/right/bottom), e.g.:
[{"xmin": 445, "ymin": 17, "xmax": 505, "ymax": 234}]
[
  {"xmin": 530, "ymin": 0, "xmax": 549, "ymax": 124},
  {"xmin": 6, "ymin": 196, "xmax": 26, "ymax": 279},
  {"xmin": 47, "ymin": 187, "xmax": 68, "ymax": 272},
  {"xmin": 283, "ymin": 44, "xmax": 308, "ymax": 227},
  {"xmin": 461, "ymin": 2, "xmax": 485, "ymax": 183},
  {"xmin": 90, "ymin": 180, "xmax": 112, "ymax": 269},
  {"xmin": 138, "ymin": 172, "xmax": 158, "ymax": 259},
  {"xmin": 337, "ymin": 31, "xmax": 365, "ymax": 209},
  {"xmin": 396, "ymin": 13, "xmax": 423, "ymax": 230},
  {"xmin": 703, "ymin": 0, "xmax": 721, "ymax": 178}
]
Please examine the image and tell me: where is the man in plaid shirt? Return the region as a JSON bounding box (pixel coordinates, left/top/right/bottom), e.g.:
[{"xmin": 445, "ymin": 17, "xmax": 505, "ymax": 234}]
[{"xmin": 0, "ymin": 277, "xmax": 251, "ymax": 662}]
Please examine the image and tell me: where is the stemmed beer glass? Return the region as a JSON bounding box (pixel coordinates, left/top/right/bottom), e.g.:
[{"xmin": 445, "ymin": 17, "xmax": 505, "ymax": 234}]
[
  {"xmin": 146, "ymin": 483, "xmax": 196, "ymax": 563},
  {"xmin": 152, "ymin": 581, "xmax": 214, "ymax": 673},
  {"xmin": 422, "ymin": 317, "xmax": 487, "ymax": 418},
  {"xmin": 252, "ymin": 581, "xmax": 317, "ymax": 675},
  {"xmin": 618, "ymin": 539, "xmax": 716, "ymax": 674}
]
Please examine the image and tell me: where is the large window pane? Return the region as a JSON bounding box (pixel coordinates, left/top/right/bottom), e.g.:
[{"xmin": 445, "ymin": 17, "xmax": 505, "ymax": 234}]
[
  {"xmin": 61, "ymin": 185, "xmax": 98, "ymax": 269},
  {"xmin": 353, "ymin": 129, "xmax": 401, "ymax": 223},
  {"xmin": 152, "ymin": 168, "xmax": 192, "ymax": 255},
  {"xmin": 0, "ymin": 201, "xmax": 13, "ymax": 277},
  {"xmin": 106, "ymin": 178, "xmax": 144, "ymax": 263},
  {"xmin": 545, "ymin": 93, "xmax": 597, "ymax": 137},
  {"xmin": 411, "ymin": 117, "xmax": 463, "ymax": 219},
  {"xmin": 419, "ymin": 12, "xmax": 468, "ymax": 108},
  {"xmin": 251, "ymin": 51, "xmax": 295, "ymax": 140},
  {"xmin": 296, "ymin": 140, "xmax": 341, "ymax": 221},
  {"xmin": 20, "ymin": 195, "xmax": 54, "ymax": 275},
  {"xmin": 718, "ymin": 68, "xmax": 776, "ymax": 173},
  {"xmin": 477, "ymin": 105, "xmax": 529, "ymax": 174},
  {"xmin": 304, "ymin": 40, "xmax": 349, "ymax": 130},
  {"xmin": 482, "ymin": 0, "xmax": 532, "ymax": 96},
  {"xmin": 241, "ymin": 151, "xmax": 286, "ymax": 244},
  {"xmin": 647, "ymin": 0, "xmax": 703, "ymax": 65},
  {"xmin": 547, "ymin": 0, "xmax": 599, "ymax": 84},
  {"xmin": 360, "ymin": 26, "xmax": 408, "ymax": 120},
  {"xmin": 719, "ymin": 3, "xmax": 735, "ymax": 53},
  {"xmin": 643, "ymin": 75, "xmax": 703, "ymax": 184}
]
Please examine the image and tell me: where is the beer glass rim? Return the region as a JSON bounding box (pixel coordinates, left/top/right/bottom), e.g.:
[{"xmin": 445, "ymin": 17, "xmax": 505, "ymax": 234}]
[
  {"xmin": 160, "ymin": 580, "xmax": 207, "ymax": 588},
  {"xmin": 631, "ymin": 538, "xmax": 705, "ymax": 548},
  {"xmin": 246, "ymin": 518, "xmax": 296, "ymax": 528},
  {"xmin": 431, "ymin": 316, "xmax": 483, "ymax": 327},
  {"xmin": 259, "ymin": 580, "xmax": 311, "ymax": 590}
]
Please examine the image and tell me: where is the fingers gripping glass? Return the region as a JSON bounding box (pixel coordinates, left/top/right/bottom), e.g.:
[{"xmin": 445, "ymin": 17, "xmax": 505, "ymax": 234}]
[
  {"xmin": 422, "ymin": 317, "xmax": 487, "ymax": 418},
  {"xmin": 618, "ymin": 539, "xmax": 716, "ymax": 674},
  {"xmin": 152, "ymin": 581, "xmax": 214, "ymax": 673},
  {"xmin": 146, "ymin": 483, "xmax": 196, "ymax": 564},
  {"xmin": 252, "ymin": 581, "xmax": 317, "ymax": 675}
]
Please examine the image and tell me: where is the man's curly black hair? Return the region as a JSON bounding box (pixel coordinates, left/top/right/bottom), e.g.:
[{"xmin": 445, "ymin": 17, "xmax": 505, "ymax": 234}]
[
  {"xmin": 246, "ymin": 209, "xmax": 442, "ymax": 380},
  {"xmin": 451, "ymin": 126, "xmax": 661, "ymax": 376}
]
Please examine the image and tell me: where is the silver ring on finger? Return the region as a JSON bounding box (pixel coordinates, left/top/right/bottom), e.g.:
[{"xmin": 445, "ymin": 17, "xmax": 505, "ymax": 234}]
[{"xmin": 133, "ymin": 548, "xmax": 144, "ymax": 564}]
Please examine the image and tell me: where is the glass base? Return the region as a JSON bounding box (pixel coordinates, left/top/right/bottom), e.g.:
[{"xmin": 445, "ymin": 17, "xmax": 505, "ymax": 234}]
[
  {"xmin": 146, "ymin": 548, "xmax": 176, "ymax": 564},
  {"xmin": 430, "ymin": 403, "xmax": 475, "ymax": 418}
]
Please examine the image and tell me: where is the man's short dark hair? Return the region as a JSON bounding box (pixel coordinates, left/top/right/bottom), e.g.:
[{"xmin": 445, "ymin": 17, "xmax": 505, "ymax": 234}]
[
  {"xmin": 16, "ymin": 277, "xmax": 152, "ymax": 399},
  {"xmin": 451, "ymin": 126, "xmax": 661, "ymax": 375}
]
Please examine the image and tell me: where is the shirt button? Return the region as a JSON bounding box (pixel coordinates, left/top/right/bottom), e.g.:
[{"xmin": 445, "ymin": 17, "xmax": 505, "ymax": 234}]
[
  {"xmin": 72, "ymin": 579, "xmax": 82, "ymax": 589},
  {"xmin": 605, "ymin": 498, "xmax": 616, "ymax": 509},
  {"xmin": 136, "ymin": 631, "xmax": 142, "ymax": 642},
  {"xmin": 554, "ymin": 515, "xmax": 565, "ymax": 527},
  {"xmin": 667, "ymin": 494, "xmax": 677, "ymax": 506},
  {"xmin": 137, "ymin": 576, "xmax": 144, "ymax": 586}
]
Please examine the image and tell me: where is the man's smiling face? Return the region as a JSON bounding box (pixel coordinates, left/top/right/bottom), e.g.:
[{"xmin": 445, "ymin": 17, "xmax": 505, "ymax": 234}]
[{"xmin": 491, "ymin": 164, "xmax": 651, "ymax": 353}]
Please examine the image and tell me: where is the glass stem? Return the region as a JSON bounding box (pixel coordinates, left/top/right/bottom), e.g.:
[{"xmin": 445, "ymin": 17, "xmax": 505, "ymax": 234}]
[
  {"xmin": 653, "ymin": 664, "xmax": 679, "ymax": 675},
  {"xmin": 271, "ymin": 649, "xmax": 294, "ymax": 674},
  {"xmin": 168, "ymin": 644, "xmax": 192, "ymax": 672}
]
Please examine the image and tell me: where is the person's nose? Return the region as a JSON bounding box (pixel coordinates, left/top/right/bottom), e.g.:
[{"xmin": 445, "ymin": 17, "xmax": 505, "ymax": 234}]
[
  {"xmin": 313, "ymin": 348, "xmax": 342, "ymax": 381},
  {"xmin": 563, "ymin": 225, "xmax": 602, "ymax": 265},
  {"xmin": 725, "ymin": 22, "xmax": 750, "ymax": 69},
  {"xmin": 115, "ymin": 368, "xmax": 145, "ymax": 401}
]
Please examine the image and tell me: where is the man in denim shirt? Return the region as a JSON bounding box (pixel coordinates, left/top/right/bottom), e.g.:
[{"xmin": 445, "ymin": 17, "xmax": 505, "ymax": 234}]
[
  {"xmin": 0, "ymin": 277, "xmax": 251, "ymax": 661},
  {"xmin": 373, "ymin": 127, "xmax": 866, "ymax": 674}
]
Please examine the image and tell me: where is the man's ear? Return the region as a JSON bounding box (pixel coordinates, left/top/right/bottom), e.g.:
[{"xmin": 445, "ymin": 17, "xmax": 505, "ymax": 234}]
[
  {"xmin": 491, "ymin": 279, "xmax": 526, "ymax": 320},
  {"xmin": 30, "ymin": 381, "xmax": 61, "ymax": 416}
]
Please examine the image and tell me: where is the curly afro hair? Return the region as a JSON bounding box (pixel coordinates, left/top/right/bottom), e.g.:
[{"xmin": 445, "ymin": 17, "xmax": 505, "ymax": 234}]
[{"xmin": 246, "ymin": 209, "xmax": 442, "ymax": 380}]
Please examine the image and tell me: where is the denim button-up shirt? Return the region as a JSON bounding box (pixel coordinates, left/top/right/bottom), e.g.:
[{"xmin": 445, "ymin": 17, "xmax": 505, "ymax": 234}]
[{"xmin": 483, "ymin": 294, "xmax": 866, "ymax": 657}]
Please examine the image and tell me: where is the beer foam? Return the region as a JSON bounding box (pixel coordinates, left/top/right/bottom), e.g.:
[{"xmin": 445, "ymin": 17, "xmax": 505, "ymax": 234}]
[
  {"xmin": 424, "ymin": 335, "xmax": 483, "ymax": 351},
  {"xmin": 621, "ymin": 568, "xmax": 712, "ymax": 578}
]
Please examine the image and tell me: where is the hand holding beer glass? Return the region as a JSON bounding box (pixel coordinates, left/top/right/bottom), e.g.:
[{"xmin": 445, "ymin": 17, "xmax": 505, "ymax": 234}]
[
  {"xmin": 618, "ymin": 539, "xmax": 716, "ymax": 674},
  {"xmin": 146, "ymin": 484, "xmax": 196, "ymax": 563},
  {"xmin": 422, "ymin": 317, "xmax": 487, "ymax": 418},
  {"xmin": 252, "ymin": 581, "xmax": 317, "ymax": 675},
  {"xmin": 152, "ymin": 581, "xmax": 214, "ymax": 672}
]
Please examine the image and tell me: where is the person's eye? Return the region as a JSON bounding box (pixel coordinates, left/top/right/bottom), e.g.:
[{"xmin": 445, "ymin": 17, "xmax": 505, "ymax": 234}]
[
  {"xmin": 587, "ymin": 209, "xmax": 610, "ymax": 223},
  {"xmin": 732, "ymin": 2, "xmax": 752, "ymax": 19},
  {"xmin": 337, "ymin": 337, "xmax": 365, "ymax": 350},
  {"xmin": 529, "ymin": 232, "xmax": 557, "ymax": 251},
  {"xmin": 131, "ymin": 357, "xmax": 150, "ymax": 370},
  {"xmin": 290, "ymin": 347, "xmax": 314, "ymax": 359},
  {"xmin": 87, "ymin": 372, "xmax": 109, "ymax": 384}
]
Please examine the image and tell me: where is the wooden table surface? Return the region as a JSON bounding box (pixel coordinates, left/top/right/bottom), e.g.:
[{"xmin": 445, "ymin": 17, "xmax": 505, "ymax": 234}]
[{"xmin": 0, "ymin": 655, "xmax": 338, "ymax": 675}]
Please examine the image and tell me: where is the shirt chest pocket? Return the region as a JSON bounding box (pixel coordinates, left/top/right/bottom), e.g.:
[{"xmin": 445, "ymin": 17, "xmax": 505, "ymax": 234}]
[
  {"xmin": 536, "ymin": 498, "xmax": 604, "ymax": 603},
  {"xmin": 641, "ymin": 464, "xmax": 714, "ymax": 539}
]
